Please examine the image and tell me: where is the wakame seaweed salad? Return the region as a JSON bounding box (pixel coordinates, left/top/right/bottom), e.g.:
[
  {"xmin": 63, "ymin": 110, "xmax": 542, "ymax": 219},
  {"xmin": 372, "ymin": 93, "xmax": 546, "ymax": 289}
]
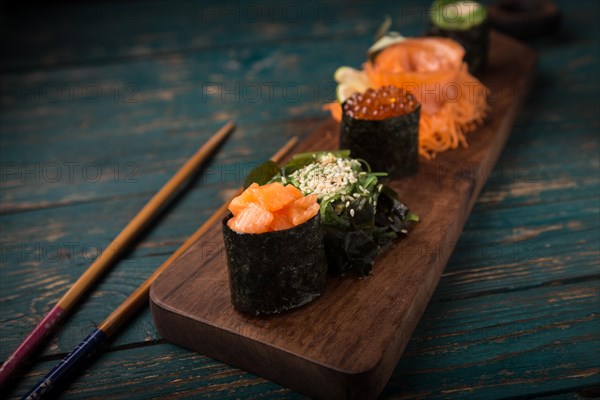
[{"xmin": 246, "ymin": 151, "xmax": 418, "ymax": 276}]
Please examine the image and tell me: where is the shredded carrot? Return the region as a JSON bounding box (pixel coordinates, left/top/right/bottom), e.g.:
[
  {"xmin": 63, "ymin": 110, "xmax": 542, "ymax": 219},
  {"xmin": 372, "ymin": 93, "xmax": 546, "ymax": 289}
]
[{"xmin": 326, "ymin": 37, "xmax": 489, "ymax": 159}]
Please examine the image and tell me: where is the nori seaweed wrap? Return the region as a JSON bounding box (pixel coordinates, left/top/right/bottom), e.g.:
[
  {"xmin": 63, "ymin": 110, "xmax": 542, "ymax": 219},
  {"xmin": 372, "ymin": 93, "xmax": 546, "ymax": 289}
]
[
  {"xmin": 340, "ymin": 86, "xmax": 420, "ymax": 179},
  {"xmin": 426, "ymin": 0, "xmax": 489, "ymax": 74},
  {"xmin": 222, "ymin": 213, "xmax": 327, "ymax": 315}
]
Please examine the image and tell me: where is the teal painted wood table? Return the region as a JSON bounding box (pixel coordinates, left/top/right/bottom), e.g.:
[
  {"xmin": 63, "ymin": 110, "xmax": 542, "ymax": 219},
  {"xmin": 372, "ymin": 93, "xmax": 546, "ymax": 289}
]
[{"xmin": 1, "ymin": 1, "xmax": 598, "ymax": 399}]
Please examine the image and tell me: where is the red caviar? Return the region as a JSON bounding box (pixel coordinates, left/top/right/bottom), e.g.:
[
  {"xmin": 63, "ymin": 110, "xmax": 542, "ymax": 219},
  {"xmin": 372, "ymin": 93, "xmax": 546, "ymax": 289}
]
[{"xmin": 342, "ymin": 85, "xmax": 418, "ymax": 120}]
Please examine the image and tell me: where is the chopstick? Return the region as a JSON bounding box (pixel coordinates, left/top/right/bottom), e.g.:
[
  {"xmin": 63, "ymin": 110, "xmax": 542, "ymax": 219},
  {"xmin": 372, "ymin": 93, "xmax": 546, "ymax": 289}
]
[
  {"xmin": 0, "ymin": 121, "xmax": 235, "ymax": 388},
  {"xmin": 21, "ymin": 136, "xmax": 299, "ymax": 400}
]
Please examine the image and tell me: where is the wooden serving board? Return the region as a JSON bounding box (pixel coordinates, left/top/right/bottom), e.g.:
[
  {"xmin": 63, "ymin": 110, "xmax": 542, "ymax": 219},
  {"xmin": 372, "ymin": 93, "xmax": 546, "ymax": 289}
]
[{"xmin": 150, "ymin": 32, "xmax": 536, "ymax": 400}]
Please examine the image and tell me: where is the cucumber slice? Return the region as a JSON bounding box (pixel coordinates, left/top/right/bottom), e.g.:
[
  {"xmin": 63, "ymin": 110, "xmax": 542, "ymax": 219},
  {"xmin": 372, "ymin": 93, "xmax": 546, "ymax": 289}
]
[
  {"xmin": 333, "ymin": 66, "xmax": 370, "ymax": 103},
  {"xmin": 336, "ymin": 83, "xmax": 358, "ymax": 103},
  {"xmin": 431, "ymin": 0, "xmax": 486, "ymax": 31}
]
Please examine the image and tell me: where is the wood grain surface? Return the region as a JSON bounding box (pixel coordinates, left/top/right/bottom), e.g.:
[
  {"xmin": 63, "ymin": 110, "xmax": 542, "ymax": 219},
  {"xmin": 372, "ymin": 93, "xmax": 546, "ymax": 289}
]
[
  {"xmin": 149, "ymin": 32, "xmax": 536, "ymax": 400},
  {"xmin": 1, "ymin": 1, "xmax": 598, "ymax": 399}
]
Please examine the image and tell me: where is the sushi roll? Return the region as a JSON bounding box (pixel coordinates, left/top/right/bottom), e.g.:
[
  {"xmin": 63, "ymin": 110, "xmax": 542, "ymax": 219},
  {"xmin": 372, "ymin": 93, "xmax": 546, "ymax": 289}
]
[
  {"xmin": 222, "ymin": 182, "xmax": 327, "ymax": 315},
  {"xmin": 427, "ymin": 0, "xmax": 489, "ymax": 74},
  {"xmin": 340, "ymin": 85, "xmax": 420, "ymax": 179}
]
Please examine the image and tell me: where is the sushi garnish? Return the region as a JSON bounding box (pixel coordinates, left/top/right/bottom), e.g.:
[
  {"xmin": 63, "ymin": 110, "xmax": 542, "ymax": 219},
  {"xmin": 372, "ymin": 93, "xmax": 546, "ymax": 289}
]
[
  {"xmin": 324, "ymin": 34, "xmax": 488, "ymax": 159},
  {"xmin": 334, "ymin": 66, "xmax": 371, "ymax": 103},
  {"xmin": 245, "ymin": 151, "xmax": 419, "ymax": 276},
  {"xmin": 342, "ymin": 85, "xmax": 418, "ymax": 120},
  {"xmin": 227, "ymin": 182, "xmax": 319, "ymax": 234}
]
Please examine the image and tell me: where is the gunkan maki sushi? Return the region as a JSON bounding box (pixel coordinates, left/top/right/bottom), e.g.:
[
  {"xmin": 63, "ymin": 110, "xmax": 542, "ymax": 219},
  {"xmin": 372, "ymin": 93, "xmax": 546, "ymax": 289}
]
[
  {"xmin": 340, "ymin": 85, "xmax": 420, "ymax": 179},
  {"xmin": 427, "ymin": 0, "xmax": 489, "ymax": 74},
  {"xmin": 222, "ymin": 182, "xmax": 327, "ymax": 315}
]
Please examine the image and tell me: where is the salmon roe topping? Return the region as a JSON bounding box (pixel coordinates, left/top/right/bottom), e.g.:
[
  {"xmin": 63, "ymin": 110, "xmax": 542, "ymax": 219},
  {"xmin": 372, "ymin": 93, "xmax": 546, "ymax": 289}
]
[{"xmin": 343, "ymin": 85, "xmax": 418, "ymax": 120}]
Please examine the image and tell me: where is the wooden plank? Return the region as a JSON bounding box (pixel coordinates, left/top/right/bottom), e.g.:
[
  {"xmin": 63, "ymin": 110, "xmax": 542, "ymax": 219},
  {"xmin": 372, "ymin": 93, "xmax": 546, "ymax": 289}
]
[
  {"xmin": 1, "ymin": 0, "xmax": 595, "ymax": 72},
  {"xmin": 0, "ymin": 1, "xmax": 423, "ymax": 71},
  {"xmin": 1, "ymin": 180, "xmax": 596, "ymax": 359},
  {"xmin": 1, "ymin": 31, "xmax": 384, "ymax": 211},
  {"xmin": 382, "ymin": 280, "xmax": 600, "ymax": 399},
  {"xmin": 2, "ymin": 100, "xmax": 597, "ymax": 353},
  {"xmin": 2, "ymin": 5, "xmax": 598, "ymax": 364},
  {"xmin": 149, "ymin": 32, "xmax": 537, "ymax": 399},
  {"xmin": 4, "ymin": 280, "xmax": 598, "ymax": 399},
  {"xmin": 2, "ymin": 10, "xmax": 597, "ymax": 212},
  {"xmin": 433, "ymin": 195, "xmax": 600, "ymax": 301},
  {"xmin": 2, "ymin": 1, "xmax": 598, "ymax": 397},
  {"xmin": 0, "ymin": 119, "xmax": 319, "ymax": 359},
  {"xmin": 0, "ymin": 1, "xmax": 600, "ymax": 398},
  {"xmin": 0, "ymin": 118, "xmax": 319, "ymax": 214}
]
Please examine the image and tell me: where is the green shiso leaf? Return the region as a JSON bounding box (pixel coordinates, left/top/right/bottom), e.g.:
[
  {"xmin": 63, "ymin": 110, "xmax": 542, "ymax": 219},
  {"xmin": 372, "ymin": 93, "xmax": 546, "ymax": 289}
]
[
  {"xmin": 243, "ymin": 160, "xmax": 280, "ymax": 189},
  {"xmin": 430, "ymin": 0, "xmax": 487, "ymax": 31}
]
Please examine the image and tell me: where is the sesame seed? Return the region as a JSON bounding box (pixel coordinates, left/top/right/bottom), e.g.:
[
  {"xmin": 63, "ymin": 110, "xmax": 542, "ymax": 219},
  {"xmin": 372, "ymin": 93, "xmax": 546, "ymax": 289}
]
[{"xmin": 288, "ymin": 153, "xmax": 362, "ymax": 200}]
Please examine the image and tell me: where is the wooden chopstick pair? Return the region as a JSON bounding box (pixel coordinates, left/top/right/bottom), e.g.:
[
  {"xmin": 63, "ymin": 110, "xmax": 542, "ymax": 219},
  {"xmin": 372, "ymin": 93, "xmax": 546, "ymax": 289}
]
[
  {"xmin": 0, "ymin": 121, "xmax": 235, "ymax": 390},
  {"xmin": 6, "ymin": 121, "xmax": 297, "ymax": 399}
]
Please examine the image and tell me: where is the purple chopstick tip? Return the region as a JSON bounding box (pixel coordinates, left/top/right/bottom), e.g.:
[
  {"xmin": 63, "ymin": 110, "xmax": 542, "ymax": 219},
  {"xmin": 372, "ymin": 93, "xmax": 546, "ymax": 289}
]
[{"xmin": 0, "ymin": 305, "xmax": 64, "ymax": 387}]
